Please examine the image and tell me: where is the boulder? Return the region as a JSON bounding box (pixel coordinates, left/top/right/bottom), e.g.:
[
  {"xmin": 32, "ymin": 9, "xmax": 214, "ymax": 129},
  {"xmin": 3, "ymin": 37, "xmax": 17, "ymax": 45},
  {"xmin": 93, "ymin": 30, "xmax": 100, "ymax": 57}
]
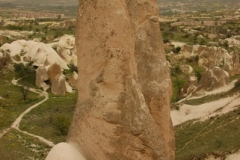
[
  {"xmin": 45, "ymin": 143, "xmax": 85, "ymax": 160},
  {"xmin": 35, "ymin": 66, "xmax": 49, "ymax": 88},
  {"xmin": 179, "ymin": 76, "xmax": 198, "ymax": 98},
  {"xmin": 69, "ymin": 71, "xmax": 78, "ymax": 89},
  {"xmin": 47, "ymin": 63, "xmax": 62, "ymax": 83},
  {"xmin": 180, "ymin": 65, "xmax": 193, "ymax": 75},
  {"xmin": 194, "ymin": 67, "xmax": 229, "ymax": 96},
  {"xmin": 56, "ymin": 35, "xmax": 76, "ymax": 64},
  {"xmin": 51, "ymin": 74, "xmax": 66, "ymax": 96}
]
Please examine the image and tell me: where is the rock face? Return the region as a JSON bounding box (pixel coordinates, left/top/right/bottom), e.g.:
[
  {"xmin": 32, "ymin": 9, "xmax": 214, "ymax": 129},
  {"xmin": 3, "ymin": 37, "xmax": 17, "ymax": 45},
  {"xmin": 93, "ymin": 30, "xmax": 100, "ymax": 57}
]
[
  {"xmin": 49, "ymin": 19, "xmax": 76, "ymax": 30},
  {"xmin": 51, "ymin": 74, "xmax": 66, "ymax": 96},
  {"xmin": 194, "ymin": 67, "xmax": 229, "ymax": 96},
  {"xmin": 0, "ymin": 38, "xmax": 77, "ymax": 95},
  {"xmin": 180, "ymin": 65, "xmax": 193, "ymax": 75},
  {"xmin": 69, "ymin": 71, "xmax": 78, "ymax": 89},
  {"xmin": 63, "ymin": 1, "xmax": 174, "ymax": 160},
  {"xmin": 179, "ymin": 76, "xmax": 198, "ymax": 98},
  {"xmin": 35, "ymin": 66, "xmax": 49, "ymax": 88},
  {"xmin": 126, "ymin": 1, "xmax": 174, "ymax": 158},
  {"xmin": 169, "ymin": 44, "xmax": 240, "ymax": 76},
  {"xmin": 56, "ymin": 35, "xmax": 77, "ymax": 66},
  {"xmin": 47, "ymin": 63, "xmax": 62, "ymax": 82}
]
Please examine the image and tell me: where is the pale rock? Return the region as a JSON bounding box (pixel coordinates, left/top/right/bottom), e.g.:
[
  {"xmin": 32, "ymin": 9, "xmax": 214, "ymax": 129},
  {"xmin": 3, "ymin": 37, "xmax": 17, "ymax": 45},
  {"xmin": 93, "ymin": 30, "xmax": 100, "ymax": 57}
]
[
  {"xmin": 65, "ymin": 81, "xmax": 73, "ymax": 93},
  {"xmin": 179, "ymin": 76, "xmax": 198, "ymax": 98},
  {"xmin": 46, "ymin": 1, "xmax": 174, "ymax": 159},
  {"xmin": 226, "ymin": 37, "xmax": 240, "ymax": 48},
  {"xmin": 3, "ymin": 21, "xmax": 16, "ymax": 26},
  {"xmin": 45, "ymin": 143, "xmax": 86, "ymax": 160},
  {"xmin": 0, "ymin": 40, "xmax": 69, "ymax": 69},
  {"xmin": 180, "ymin": 65, "xmax": 193, "ymax": 75},
  {"xmin": 170, "ymin": 44, "xmax": 240, "ymax": 76},
  {"xmin": 52, "ymin": 35, "xmax": 77, "ymax": 65},
  {"xmin": 57, "ymin": 47, "xmax": 72, "ymax": 64},
  {"xmin": 61, "ymin": 0, "xmax": 174, "ymax": 160},
  {"xmin": 58, "ymin": 35, "xmax": 75, "ymax": 49},
  {"xmin": 51, "ymin": 74, "xmax": 66, "ymax": 96},
  {"xmin": 197, "ymin": 35, "xmax": 204, "ymax": 39},
  {"xmin": 0, "ymin": 30, "xmax": 33, "ymax": 39},
  {"xmin": 194, "ymin": 67, "xmax": 229, "ymax": 96},
  {"xmin": 35, "ymin": 66, "xmax": 49, "ymax": 88},
  {"xmin": 48, "ymin": 19, "xmax": 76, "ymax": 30},
  {"xmin": 127, "ymin": 0, "xmax": 175, "ymax": 158},
  {"xmin": 27, "ymin": 42, "xmax": 68, "ymax": 69},
  {"xmin": 170, "ymin": 41, "xmax": 186, "ymax": 48},
  {"xmin": 69, "ymin": 71, "xmax": 78, "ymax": 89}
]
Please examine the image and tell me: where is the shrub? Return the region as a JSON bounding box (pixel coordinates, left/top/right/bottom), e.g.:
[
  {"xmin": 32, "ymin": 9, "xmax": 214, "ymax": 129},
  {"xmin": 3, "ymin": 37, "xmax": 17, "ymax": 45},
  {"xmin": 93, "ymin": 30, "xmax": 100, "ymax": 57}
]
[
  {"xmin": 234, "ymin": 79, "xmax": 240, "ymax": 88},
  {"xmin": 193, "ymin": 66, "xmax": 205, "ymax": 81},
  {"xmin": 0, "ymin": 53, "xmax": 11, "ymax": 71},
  {"xmin": 53, "ymin": 114, "xmax": 71, "ymax": 136},
  {"xmin": 172, "ymin": 46, "xmax": 181, "ymax": 54}
]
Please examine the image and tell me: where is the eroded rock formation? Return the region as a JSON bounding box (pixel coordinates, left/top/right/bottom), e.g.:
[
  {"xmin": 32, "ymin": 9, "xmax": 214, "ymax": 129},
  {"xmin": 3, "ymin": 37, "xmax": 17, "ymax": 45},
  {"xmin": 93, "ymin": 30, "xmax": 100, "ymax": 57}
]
[
  {"xmin": 46, "ymin": 0, "xmax": 174, "ymax": 160},
  {"xmin": 179, "ymin": 76, "xmax": 198, "ymax": 98},
  {"xmin": 180, "ymin": 65, "xmax": 193, "ymax": 75},
  {"xmin": 194, "ymin": 67, "xmax": 229, "ymax": 96},
  {"xmin": 35, "ymin": 66, "xmax": 49, "ymax": 88},
  {"xmin": 47, "ymin": 63, "xmax": 62, "ymax": 82},
  {"xmin": 51, "ymin": 74, "xmax": 67, "ymax": 96}
]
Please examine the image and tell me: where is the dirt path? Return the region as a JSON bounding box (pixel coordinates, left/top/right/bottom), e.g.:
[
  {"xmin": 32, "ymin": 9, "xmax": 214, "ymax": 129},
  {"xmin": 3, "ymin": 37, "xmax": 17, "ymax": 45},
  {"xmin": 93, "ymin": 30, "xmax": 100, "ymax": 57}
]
[{"xmin": 0, "ymin": 78, "xmax": 54, "ymax": 147}]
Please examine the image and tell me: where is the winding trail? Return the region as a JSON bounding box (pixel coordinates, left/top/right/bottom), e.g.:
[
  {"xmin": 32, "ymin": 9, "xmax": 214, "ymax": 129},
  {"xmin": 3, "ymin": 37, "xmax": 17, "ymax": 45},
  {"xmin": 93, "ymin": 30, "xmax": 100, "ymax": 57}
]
[{"xmin": 0, "ymin": 78, "xmax": 54, "ymax": 147}]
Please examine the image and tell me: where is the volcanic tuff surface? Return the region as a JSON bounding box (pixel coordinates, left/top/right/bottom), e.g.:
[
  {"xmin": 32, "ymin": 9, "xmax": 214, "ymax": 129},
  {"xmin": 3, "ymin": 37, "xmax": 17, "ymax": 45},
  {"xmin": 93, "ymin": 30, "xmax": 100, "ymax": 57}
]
[{"xmin": 66, "ymin": 0, "xmax": 174, "ymax": 160}]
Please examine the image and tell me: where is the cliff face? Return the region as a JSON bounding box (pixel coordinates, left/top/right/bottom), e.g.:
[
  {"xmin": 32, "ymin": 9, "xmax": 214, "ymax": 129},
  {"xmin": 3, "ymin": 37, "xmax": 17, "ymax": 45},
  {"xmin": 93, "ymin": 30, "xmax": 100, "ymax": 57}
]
[{"xmin": 66, "ymin": 0, "xmax": 174, "ymax": 160}]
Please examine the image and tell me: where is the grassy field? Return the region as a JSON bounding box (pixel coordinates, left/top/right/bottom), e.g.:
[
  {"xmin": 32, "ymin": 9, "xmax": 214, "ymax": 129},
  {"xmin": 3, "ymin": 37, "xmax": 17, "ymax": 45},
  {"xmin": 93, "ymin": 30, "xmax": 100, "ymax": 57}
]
[
  {"xmin": 175, "ymin": 105, "xmax": 240, "ymax": 160},
  {"xmin": 0, "ymin": 78, "xmax": 44, "ymax": 131},
  {"xmin": 0, "ymin": 129, "xmax": 51, "ymax": 160},
  {"xmin": 19, "ymin": 92, "xmax": 77, "ymax": 144}
]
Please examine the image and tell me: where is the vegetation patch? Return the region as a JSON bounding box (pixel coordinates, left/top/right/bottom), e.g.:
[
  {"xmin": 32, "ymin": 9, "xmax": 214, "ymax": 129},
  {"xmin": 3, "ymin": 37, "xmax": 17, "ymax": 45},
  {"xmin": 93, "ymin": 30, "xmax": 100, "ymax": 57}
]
[
  {"xmin": 0, "ymin": 78, "xmax": 44, "ymax": 131},
  {"xmin": 0, "ymin": 129, "xmax": 51, "ymax": 160},
  {"xmin": 20, "ymin": 92, "xmax": 77, "ymax": 144},
  {"xmin": 184, "ymin": 83, "xmax": 240, "ymax": 105},
  {"xmin": 175, "ymin": 106, "xmax": 240, "ymax": 160}
]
